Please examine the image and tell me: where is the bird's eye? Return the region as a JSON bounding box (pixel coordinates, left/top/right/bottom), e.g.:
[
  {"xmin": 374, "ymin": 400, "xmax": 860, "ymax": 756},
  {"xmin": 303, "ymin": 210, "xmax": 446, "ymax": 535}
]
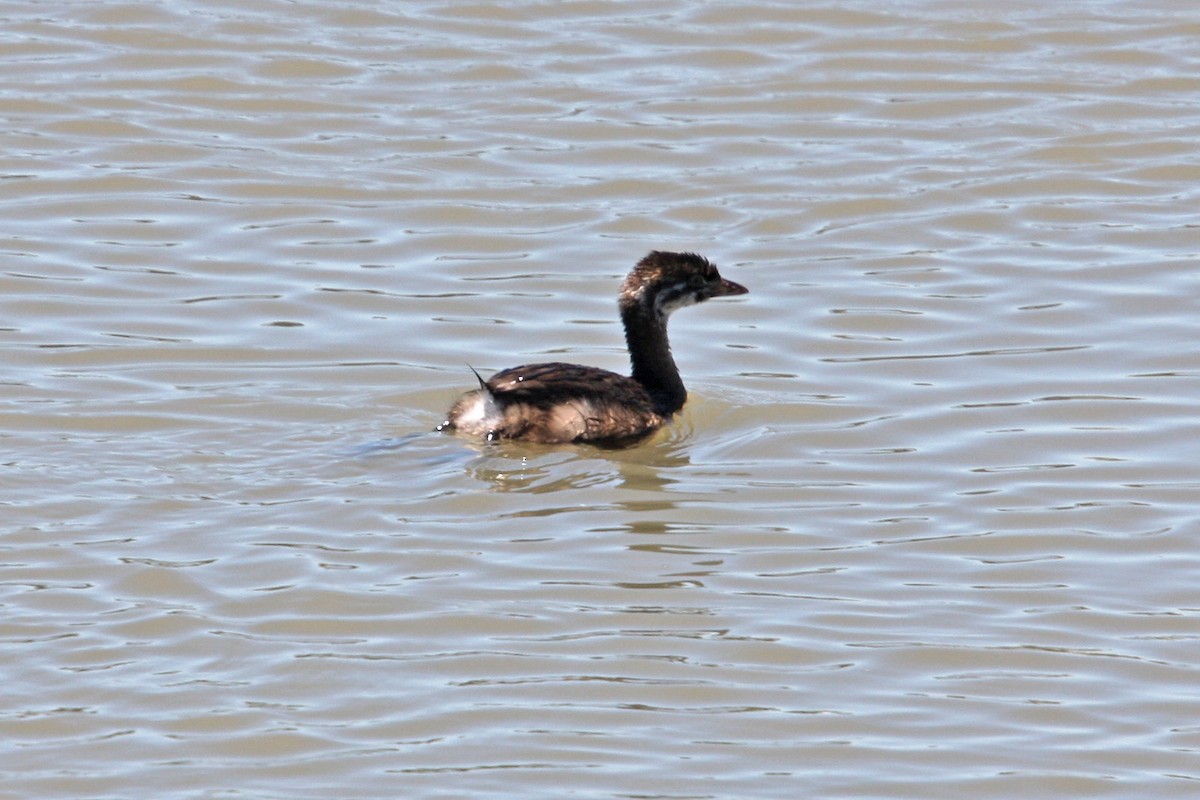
[{"xmin": 688, "ymin": 274, "xmax": 705, "ymax": 288}]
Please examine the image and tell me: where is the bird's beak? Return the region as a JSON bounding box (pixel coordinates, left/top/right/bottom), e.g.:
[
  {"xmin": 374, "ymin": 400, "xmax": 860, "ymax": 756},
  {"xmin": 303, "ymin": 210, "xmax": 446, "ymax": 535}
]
[{"xmin": 712, "ymin": 277, "xmax": 748, "ymax": 297}]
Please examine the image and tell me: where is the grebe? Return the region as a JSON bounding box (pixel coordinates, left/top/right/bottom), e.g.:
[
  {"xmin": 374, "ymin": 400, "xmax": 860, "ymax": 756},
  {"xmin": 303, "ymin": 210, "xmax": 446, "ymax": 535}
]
[{"xmin": 438, "ymin": 251, "xmax": 747, "ymax": 446}]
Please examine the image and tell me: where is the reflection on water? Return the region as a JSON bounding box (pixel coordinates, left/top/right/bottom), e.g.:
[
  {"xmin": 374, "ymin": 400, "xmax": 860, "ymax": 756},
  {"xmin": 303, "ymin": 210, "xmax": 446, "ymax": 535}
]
[{"xmin": 3, "ymin": 0, "xmax": 1199, "ymax": 797}]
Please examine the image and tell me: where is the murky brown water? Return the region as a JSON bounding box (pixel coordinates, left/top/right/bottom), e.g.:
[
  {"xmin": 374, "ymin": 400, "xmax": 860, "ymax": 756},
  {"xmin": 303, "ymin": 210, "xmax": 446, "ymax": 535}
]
[{"xmin": 4, "ymin": 1, "xmax": 1199, "ymax": 798}]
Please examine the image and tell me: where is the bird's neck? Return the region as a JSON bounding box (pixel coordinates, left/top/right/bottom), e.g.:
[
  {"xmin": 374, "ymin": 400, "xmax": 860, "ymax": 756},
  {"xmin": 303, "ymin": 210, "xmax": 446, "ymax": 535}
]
[{"xmin": 622, "ymin": 299, "xmax": 686, "ymax": 415}]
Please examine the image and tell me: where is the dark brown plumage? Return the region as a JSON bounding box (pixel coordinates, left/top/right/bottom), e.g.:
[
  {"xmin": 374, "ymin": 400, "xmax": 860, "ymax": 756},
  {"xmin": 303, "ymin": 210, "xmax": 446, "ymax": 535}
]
[{"xmin": 438, "ymin": 251, "xmax": 747, "ymax": 445}]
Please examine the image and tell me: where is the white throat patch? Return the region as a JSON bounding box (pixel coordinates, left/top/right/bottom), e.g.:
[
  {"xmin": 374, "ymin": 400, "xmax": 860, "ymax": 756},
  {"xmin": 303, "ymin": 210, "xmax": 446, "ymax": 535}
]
[{"xmin": 653, "ymin": 280, "xmax": 698, "ymax": 318}]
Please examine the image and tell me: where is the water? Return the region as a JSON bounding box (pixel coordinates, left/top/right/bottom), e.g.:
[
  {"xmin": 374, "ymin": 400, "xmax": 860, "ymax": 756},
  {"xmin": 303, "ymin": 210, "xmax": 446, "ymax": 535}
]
[{"xmin": 3, "ymin": 1, "xmax": 1199, "ymax": 798}]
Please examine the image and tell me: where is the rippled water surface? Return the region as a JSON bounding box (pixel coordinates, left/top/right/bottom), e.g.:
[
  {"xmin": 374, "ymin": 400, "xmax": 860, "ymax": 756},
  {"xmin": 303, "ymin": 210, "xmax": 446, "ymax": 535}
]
[{"xmin": 4, "ymin": 1, "xmax": 1200, "ymax": 798}]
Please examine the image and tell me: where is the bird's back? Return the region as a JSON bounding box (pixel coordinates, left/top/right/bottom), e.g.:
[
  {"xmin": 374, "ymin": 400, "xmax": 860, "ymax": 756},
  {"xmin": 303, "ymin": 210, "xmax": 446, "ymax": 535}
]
[{"xmin": 444, "ymin": 362, "xmax": 665, "ymax": 444}]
